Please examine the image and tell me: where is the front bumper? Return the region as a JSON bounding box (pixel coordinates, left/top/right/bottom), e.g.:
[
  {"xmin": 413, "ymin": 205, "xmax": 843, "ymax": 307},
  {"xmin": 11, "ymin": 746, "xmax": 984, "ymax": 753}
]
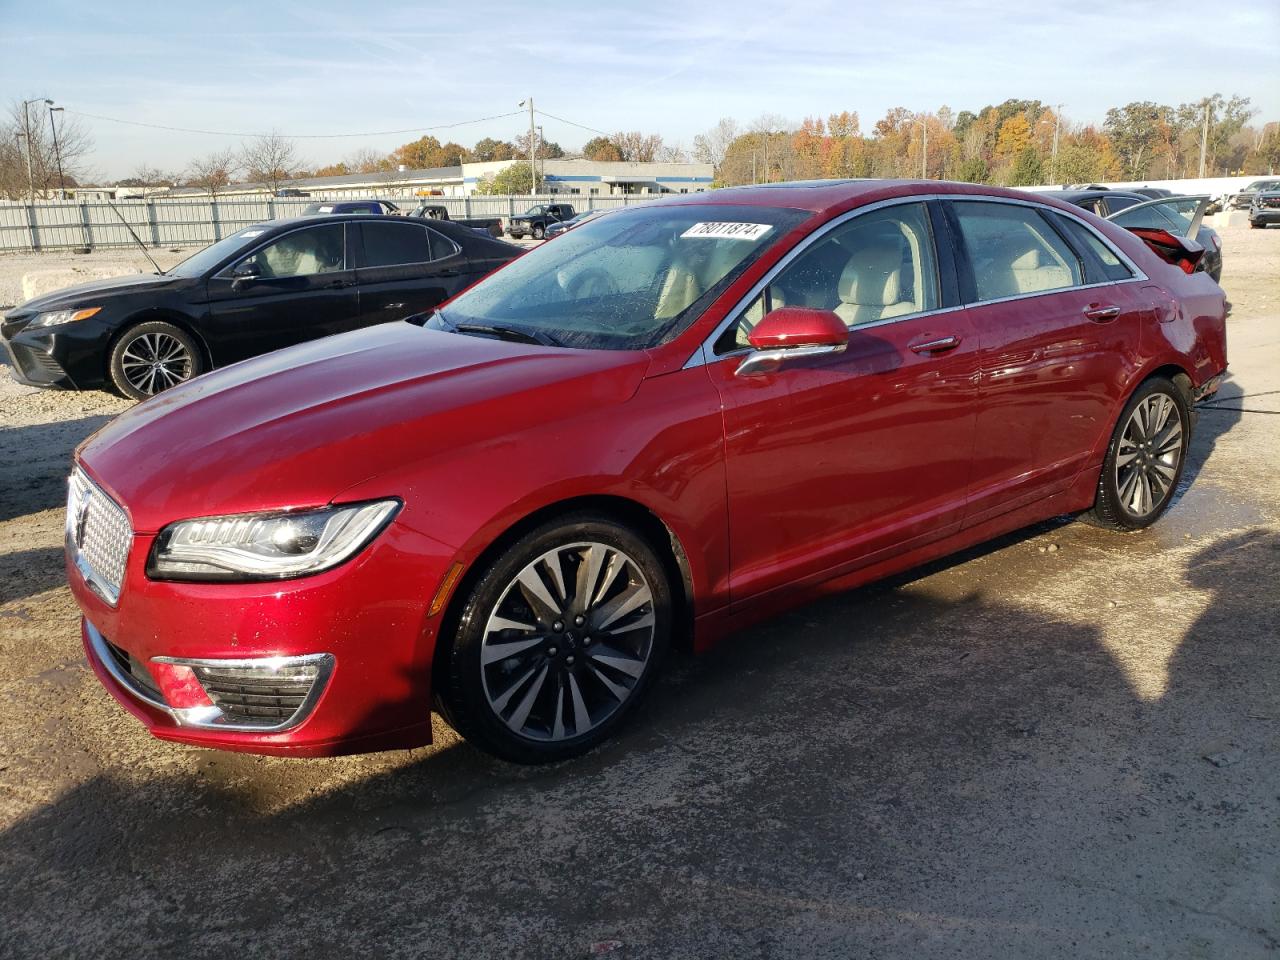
[
  {"xmin": 1249, "ymin": 209, "xmax": 1280, "ymax": 225},
  {"xmin": 1, "ymin": 315, "xmax": 115, "ymax": 389},
  {"xmin": 72, "ymin": 515, "xmax": 454, "ymax": 757}
]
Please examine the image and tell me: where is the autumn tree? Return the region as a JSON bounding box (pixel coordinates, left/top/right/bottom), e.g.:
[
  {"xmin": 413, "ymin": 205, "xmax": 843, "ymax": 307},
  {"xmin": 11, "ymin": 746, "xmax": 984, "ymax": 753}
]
[
  {"xmin": 580, "ymin": 136, "xmax": 619, "ymax": 161},
  {"xmin": 611, "ymin": 131, "xmax": 664, "ymax": 162},
  {"xmin": 476, "ymin": 161, "xmax": 536, "ymax": 195},
  {"xmin": 469, "ymin": 137, "xmax": 515, "ymax": 162},
  {"xmin": 1104, "ymin": 101, "xmax": 1164, "ymax": 179}
]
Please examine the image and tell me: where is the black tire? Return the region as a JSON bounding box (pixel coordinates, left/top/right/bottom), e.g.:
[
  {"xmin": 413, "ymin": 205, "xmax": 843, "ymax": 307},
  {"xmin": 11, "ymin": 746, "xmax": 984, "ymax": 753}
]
[
  {"xmin": 1249, "ymin": 221, "xmax": 1262, "ymax": 229},
  {"xmin": 533, "ymin": 223, "xmax": 545, "ymax": 240},
  {"xmin": 437, "ymin": 512, "xmax": 672, "ymax": 764},
  {"xmin": 1086, "ymin": 376, "xmax": 1190, "ymax": 531},
  {"xmin": 108, "ymin": 320, "xmax": 203, "ymax": 401}
]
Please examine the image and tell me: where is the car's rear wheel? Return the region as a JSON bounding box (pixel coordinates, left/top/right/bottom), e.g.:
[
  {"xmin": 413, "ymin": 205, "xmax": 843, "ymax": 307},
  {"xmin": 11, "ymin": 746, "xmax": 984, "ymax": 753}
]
[
  {"xmin": 1087, "ymin": 376, "xmax": 1189, "ymax": 531},
  {"xmin": 438, "ymin": 513, "xmax": 671, "ymax": 763},
  {"xmin": 109, "ymin": 321, "xmax": 203, "ymax": 400}
]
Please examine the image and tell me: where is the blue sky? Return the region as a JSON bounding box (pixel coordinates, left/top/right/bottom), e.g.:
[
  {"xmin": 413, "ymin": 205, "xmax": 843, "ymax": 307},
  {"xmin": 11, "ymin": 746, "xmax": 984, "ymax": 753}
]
[{"xmin": 2, "ymin": 0, "xmax": 1277, "ymax": 180}]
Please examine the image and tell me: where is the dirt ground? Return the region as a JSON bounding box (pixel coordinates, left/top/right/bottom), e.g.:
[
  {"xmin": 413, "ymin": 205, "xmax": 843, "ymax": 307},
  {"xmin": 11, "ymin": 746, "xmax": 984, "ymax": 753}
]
[{"xmin": 0, "ymin": 226, "xmax": 1277, "ymax": 959}]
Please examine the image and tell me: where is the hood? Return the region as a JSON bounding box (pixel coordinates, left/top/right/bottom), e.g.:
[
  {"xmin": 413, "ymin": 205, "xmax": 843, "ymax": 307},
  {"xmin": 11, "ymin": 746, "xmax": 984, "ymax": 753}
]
[
  {"xmin": 12, "ymin": 273, "xmax": 184, "ymax": 315},
  {"xmin": 76, "ymin": 322, "xmax": 651, "ymax": 533}
]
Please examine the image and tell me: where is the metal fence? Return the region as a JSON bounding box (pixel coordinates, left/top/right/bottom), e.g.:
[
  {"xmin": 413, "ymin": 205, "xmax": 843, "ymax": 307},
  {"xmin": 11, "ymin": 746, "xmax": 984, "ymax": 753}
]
[{"xmin": 0, "ymin": 194, "xmax": 660, "ymax": 253}]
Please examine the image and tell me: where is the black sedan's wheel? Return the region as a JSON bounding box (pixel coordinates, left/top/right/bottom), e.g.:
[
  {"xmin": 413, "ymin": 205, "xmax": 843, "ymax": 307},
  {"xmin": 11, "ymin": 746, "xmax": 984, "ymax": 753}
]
[
  {"xmin": 1087, "ymin": 377, "xmax": 1189, "ymax": 531},
  {"xmin": 438, "ymin": 513, "xmax": 671, "ymax": 763},
  {"xmin": 109, "ymin": 321, "xmax": 203, "ymax": 400}
]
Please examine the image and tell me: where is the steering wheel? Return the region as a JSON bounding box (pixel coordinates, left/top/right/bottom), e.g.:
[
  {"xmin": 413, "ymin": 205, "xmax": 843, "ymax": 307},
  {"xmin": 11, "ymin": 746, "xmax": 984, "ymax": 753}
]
[{"xmin": 563, "ymin": 268, "xmax": 620, "ymax": 299}]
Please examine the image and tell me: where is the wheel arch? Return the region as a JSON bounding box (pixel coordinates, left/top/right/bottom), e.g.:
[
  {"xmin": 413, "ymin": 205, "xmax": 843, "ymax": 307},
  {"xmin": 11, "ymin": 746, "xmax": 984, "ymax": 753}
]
[
  {"xmin": 105, "ymin": 309, "xmax": 213, "ymax": 381},
  {"xmin": 430, "ymin": 493, "xmax": 697, "ymax": 694}
]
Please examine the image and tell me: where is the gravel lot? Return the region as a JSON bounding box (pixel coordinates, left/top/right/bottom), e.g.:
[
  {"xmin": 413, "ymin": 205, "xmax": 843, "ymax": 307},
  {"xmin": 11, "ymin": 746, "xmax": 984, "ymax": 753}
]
[{"xmin": 1, "ymin": 225, "xmax": 1277, "ymax": 959}]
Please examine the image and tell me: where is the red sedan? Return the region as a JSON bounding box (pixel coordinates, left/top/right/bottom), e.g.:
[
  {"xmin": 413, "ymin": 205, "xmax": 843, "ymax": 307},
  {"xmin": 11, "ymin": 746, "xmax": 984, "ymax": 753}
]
[{"xmin": 68, "ymin": 180, "xmax": 1227, "ymax": 763}]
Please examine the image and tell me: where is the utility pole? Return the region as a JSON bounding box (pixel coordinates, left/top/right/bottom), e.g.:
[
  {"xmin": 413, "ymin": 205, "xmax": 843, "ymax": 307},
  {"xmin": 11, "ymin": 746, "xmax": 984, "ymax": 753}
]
[
  {"xmin": 921, "ymin": 118, "xmax": 928, "ymax": 178},
  {"xmin": 518, "ymin": 97, "xmax": 537, "ymax": 196},
  {"xmin": 48, "ymin": 103, "xmax": 66, "ymax": 199},
  {"xmin": 1198, "ymin": 99, "xmax": 1212, "ymax": 178},
  {"xmin": 21, "ymin": 102, "xmax": 36, "ymax": 203},
  {"xmin": 536, "ymin": 124, "xmax": 545, "ymax": 195}
]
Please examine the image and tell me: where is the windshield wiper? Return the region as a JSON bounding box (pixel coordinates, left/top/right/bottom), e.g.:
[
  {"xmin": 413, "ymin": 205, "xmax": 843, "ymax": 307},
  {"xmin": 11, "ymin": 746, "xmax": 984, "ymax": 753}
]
[{"xmin": 454, "ymin": 322, "xmax": 562, "ymax": 347}]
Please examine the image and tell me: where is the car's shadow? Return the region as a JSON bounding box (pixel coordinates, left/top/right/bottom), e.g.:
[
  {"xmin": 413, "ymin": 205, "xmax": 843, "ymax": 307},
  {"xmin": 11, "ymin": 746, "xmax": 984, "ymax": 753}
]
[{"xmin": 0, "ymin": 415, "xmax": 116, "ymax": 523}]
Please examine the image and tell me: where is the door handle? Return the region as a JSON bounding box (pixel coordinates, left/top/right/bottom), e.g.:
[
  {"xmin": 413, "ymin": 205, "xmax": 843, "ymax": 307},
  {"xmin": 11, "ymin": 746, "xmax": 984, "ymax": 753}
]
[
  {"xmin": 1084, "ymin": 304, "xmax": 1121, "ymax": 322},
  {"xmin": 908, "ymin": 335, "xmax": 960, "ymax": 354},
  {"xmin": 324, "ymin": 278, "xmax": 355, "ymax": 289},
  {"xmin": 382, "ymin": 302, "xmax": 406, "ymax": 310}
]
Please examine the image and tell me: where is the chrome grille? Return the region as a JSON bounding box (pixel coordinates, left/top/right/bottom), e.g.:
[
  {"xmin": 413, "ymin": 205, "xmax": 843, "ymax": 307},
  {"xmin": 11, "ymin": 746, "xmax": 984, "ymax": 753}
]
[{"xmin": 67, "ymin": 468, "xmax": 132, "ymax": 604}]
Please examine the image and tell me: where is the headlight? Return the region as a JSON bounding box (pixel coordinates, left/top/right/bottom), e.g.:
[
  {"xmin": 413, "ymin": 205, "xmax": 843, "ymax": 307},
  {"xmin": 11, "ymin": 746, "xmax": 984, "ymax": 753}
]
[
  {"xmin": 30, "ymin": 306, "xmax": 102, "ymax": 328},
  {"xmin": 148, "ymin": 500, "xmax": 400, "ymax": 582}
]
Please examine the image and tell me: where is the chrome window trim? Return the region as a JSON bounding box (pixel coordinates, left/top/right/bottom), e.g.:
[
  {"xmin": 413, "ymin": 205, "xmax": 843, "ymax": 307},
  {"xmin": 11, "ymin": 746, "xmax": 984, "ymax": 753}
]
[
  {"xmin": 684, "ymin": 192, "xmax": 1149, "ymax": 369},
  {"xmin": 86, "ymin": 619, "xmax": 334, "ymax": 733}
]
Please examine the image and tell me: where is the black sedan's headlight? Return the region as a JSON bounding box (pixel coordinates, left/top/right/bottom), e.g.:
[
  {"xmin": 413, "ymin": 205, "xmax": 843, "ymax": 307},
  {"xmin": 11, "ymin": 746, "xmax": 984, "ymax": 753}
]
[
  {"xmin": 148, "ymin": 500, "xmax": 400, "ymax": 581},
  {"xmin": 29, "ymin": 306, "xmax": 102, "ymax": 329}
]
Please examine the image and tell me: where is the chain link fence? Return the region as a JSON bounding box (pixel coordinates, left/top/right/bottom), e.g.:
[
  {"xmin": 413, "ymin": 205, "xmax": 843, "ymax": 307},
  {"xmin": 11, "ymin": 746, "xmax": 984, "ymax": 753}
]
[{"xmin": 0, "ymin": 193, "xmax": 665, "ymax": 253}]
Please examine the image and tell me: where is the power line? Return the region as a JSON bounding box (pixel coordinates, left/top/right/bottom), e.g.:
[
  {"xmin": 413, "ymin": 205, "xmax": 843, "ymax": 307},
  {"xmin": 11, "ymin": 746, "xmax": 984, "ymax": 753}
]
[
  {"xmin": 535, "ymin": 109, "xmax": 610, "ymax": 138},
  {"xmin": 61, "ymin": 108, "xmax": 526, "ymax": 140}
]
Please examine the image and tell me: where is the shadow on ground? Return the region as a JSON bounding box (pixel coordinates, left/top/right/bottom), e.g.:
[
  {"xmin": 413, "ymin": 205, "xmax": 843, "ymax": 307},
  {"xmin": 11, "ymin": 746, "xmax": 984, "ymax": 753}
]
[
  {"xmin": 2, "ymin": 523, "xmax": 1275, "ymax": 959},
  {"xmin": 0, "ymin": 415, "xmax": 115, "ymax": 523}
]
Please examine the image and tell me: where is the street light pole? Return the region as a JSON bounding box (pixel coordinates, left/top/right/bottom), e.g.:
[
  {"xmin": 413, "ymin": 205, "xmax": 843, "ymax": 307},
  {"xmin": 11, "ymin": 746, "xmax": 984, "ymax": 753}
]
[
  {"xmin": 921, "ymin": 118, "xmax": 928, "ymax": 178},
  {"xmin": 48, "ymin": 103, "xmax": 67, "ymax": 199},
  {"xmin": 1198, "ymin": 99, "xmax": 1212, "ymax": 178},
  {"xmin": 518, "ymin": 97, "xmax": 537, "ymax": 196},
  {"xmin": 1051, "ymin": 104, "xmax": 1063, "ymax": 185}
]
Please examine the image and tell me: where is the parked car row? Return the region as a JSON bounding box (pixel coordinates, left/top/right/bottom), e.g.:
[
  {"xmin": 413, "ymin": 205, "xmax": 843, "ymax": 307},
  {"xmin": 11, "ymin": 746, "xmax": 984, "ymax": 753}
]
[
  {"xmin": 53, "ymin": 180, "xmax": 1229, "ymax": 764},
  {"xmin": 1041, "ymin": 189, "xmax": 1221, "ymax": 281}
]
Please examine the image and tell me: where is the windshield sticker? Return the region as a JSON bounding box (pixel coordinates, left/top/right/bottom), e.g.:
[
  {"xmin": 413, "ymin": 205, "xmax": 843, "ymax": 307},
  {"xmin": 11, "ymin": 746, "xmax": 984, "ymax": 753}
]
[
  {"xmin": 681, "ymin": 222, "xmax": 773, "ymax": 241},
  {"xmin": 239, "ymin": 229, "xmax": 265, "ymax": 238}
]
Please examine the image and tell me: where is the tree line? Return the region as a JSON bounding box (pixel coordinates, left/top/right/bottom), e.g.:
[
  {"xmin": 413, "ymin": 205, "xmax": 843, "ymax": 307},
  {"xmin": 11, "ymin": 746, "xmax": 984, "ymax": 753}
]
[
  {"xmin": 695, "ymin": 94, "xmax": 1277, "ymax": 188},
  {"xmin": 2, "ymin": 93, "xmax": 1276, "ymax": 201}
]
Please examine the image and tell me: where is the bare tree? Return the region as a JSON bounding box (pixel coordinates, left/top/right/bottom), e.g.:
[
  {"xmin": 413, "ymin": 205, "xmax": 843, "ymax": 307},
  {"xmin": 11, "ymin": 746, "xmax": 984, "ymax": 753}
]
[
  {"xmin": 0, "ymin": 98, "xmax": 94, "ymax": 199},
  {"xmin": 692, "ymin": 117, "xmax": 739, "ymax": 170},
  {"xmin": 657, "ymin": 142, "xmax": 689, "ymax": 163},
  {"xmin": 186, "ymin": 149, "xmax": 238, "ymax": 196},
  {"xmin": 240, "ymin": 131, "xmax": 301, "ymax": 195},
  {"xmin": 611, "ymin": 131, "xmax": 664, "ymax": 163}
]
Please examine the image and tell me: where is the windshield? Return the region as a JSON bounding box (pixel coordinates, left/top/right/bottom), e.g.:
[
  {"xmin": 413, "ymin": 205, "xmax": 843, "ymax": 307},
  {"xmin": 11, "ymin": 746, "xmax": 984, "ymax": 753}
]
[
  {"xmin": 1109, "ymin": 197, "xmax": 1205, "ymax": 237},
  {"xmin": 1246, "ymin": 181, "xmax": 1278, "ymax": 191},
  {"xmin": 165, "ymin": 227, "xmax": 271, "ymax": 278},
  {"xmin": 434, "ymin": 203, "xmax": 811, "ymax": 350}
]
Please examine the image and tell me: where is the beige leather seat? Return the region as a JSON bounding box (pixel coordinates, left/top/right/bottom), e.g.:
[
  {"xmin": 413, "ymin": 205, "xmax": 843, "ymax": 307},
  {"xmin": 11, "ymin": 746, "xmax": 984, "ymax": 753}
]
[
  {"xmin": 1009, "ymin": 248, "xmax": 1071, "ymax": 295},
  {"xmin": 834, "ymin": 245, "xmax": 915, "ymax": 326}
]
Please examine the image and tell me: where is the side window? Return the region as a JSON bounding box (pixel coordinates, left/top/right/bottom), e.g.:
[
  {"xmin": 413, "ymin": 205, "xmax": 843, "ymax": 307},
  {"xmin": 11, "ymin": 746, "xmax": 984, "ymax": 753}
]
[
  {"xmin": 361, "ymin": 221, "xmax": 434, "ymax": 267},
  {"xmin": 1050, "ymin": 213, "xmax": 1135, "ymax": 282},
  {"xmin": 951, "ymin": 201, "xmax": 1083, "ymax": 301},
  {"xmin": 1103, "ymin": 196, "xmax": 1141, "ymax": 215},
  {"xmin": 238, "ymin": 224, "xmax": 345, "ymax": 279},
  {"xmin": 714, "ymin": 202, "xmax": 938, "ymax": 354},
  {"xmin": 424, "ymin": 227, "xmax": 460, "ymax": 261}
]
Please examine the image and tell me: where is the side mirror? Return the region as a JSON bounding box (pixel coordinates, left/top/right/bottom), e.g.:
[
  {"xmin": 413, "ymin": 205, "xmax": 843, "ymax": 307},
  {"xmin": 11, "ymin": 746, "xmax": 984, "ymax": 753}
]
[
  {"xmin": 736, "ymin": 307, "xmax": 848, "ymax": 377},
  {"xmin": 230, "ymin": 260, "xmax": 260, "ymax": 290}
]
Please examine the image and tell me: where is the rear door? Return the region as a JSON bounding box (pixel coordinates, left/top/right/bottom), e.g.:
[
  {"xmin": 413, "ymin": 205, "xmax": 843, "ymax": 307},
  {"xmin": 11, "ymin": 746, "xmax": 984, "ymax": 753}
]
[
  {"xmin": 203, "ymin": 222, "xmax": 359, "ymax": 363},
  {"xmin": 353, "ymin": 219, "xmax": 469, "ymax": 325},
  {"xmin": 945, "ymin": 199, "xmax": 1149, "ymax": 526}
]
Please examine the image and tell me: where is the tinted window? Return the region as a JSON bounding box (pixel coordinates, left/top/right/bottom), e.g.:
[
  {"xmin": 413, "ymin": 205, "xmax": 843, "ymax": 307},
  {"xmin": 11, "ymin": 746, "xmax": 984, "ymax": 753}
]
[
  {"xmin": 236, "ymin": 224, "xmax": 346, "ymax": 278},
  {"xmin": 1109, "ymin": 197, "xmax": 1202, "ymax": 237},
  {"xmin": 1051, "ymin": 213, "xmax": 1135, "ymax": 282},
  {"xmin": 361, "ymin": 221, "xmax": 434, "ymax": 267},
  {"xmin": 1103, "ymin": 196, "xmax": 1141, "ymax": 215},
  {"xmin": 951, "ymin": 202, "xmax": 1082, "ymax": 301}
]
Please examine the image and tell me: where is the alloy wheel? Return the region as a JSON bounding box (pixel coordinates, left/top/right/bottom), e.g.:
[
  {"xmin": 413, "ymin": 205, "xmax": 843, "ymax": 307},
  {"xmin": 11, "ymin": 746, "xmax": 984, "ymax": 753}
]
[
  {"xmin": 119, "ymin": 332, "xmax": 193, "ymax": 396},
  {"xmin": 480, "ymin": 541, "xmax": 656, "ymax": 742},
  {"xmin": 1114, "ymin": 392, "xmax": 1184, "ymax": 518}
]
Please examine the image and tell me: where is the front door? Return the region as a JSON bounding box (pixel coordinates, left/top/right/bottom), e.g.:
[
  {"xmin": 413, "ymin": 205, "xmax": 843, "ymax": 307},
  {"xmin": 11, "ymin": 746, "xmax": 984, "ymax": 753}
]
[
  {"xmin": 204, "ymin": 221, "xmax": 359, "ymax": 364},
  {"xmin": 704, "ymin": 201, "xmax": 979, "ymax": 603}
]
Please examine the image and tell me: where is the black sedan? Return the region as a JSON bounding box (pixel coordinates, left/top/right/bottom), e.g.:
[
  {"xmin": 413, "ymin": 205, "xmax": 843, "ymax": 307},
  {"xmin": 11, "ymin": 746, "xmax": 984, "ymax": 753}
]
[{"xmin": 1, "ymin": 214, "xmax": 519, "ymax": 399}]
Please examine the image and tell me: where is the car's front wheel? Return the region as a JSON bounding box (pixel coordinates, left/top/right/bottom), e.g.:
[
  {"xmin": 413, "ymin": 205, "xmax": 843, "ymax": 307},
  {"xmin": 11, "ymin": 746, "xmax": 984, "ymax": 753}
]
[
  {"xmin": 438, "ymin": 513, "xmax": 672, "ymax": 763},
  {"xmin": 1087, "ymin": 376, "xmax": 1190, "ymax": 531},
  {"xmin": 533, "ymin": 223, "xmax": 545, "ymax": 240},
  {"xmin": 109, "ymin": 320, "xmax": 203, "ymax": 400}
]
